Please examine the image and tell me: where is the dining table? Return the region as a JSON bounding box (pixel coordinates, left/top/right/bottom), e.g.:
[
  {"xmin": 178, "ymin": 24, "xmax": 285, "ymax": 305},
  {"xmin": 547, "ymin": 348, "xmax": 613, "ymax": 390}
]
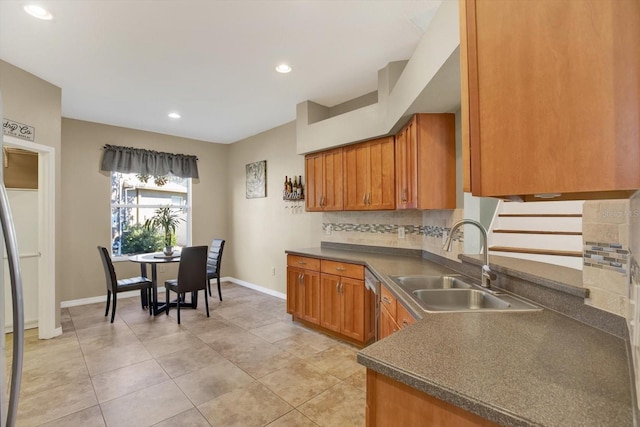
[{"xmin": 128, "ymin": 252, "xmax": 199, "ymax": 315}]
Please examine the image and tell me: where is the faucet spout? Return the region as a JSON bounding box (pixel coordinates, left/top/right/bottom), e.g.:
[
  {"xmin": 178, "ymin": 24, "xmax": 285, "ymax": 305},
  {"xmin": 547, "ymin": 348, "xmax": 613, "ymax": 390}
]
[{"xmin": 442, "ymin": 219, "xmax": 494, "ymax": 289}]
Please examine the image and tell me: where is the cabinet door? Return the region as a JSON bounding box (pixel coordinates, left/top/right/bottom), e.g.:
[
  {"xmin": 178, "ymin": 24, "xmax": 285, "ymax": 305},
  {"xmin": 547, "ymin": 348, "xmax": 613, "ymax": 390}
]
[
  {"xmin": 368, "ymin": 137, "xmax": 395, "ymax": 210},
  {"xmin": 322, "ymin": 149, "xmax": 344, "ymax": 211},
  {"xmin": 343, "ymin": 144, "xmax": 369, "ymax": 210},
  {"xmin": 379, "ymin": 305, "xmax": 399, "ymax": 339},
  {"xmin": 395, "ymin": 120, "xmax": 417, "ymax": 209},
  {"xmin": 340, "ymin": 277, "xmax": 366, "ymax": 342},
  {"xmin": 305, "ymin": 154, "xmax": 323, "ymax": 211},
  {"xmin": 462, "ymin": 0, "xmax": 640, "ymax": 199},
  {"xmin": 286, "ymin": 267, "xmax": 304, "ymax": 318},
  {"xmin": 397, "ymin": 303, "xmax": 416, "ymax": 330},
  {"xmin": 301, "ymin": 270, "xmax": 321, "ymax": 325},
  {"xmin": 320, "ymin": 274, "xmax": 341, "ymax": 333}
]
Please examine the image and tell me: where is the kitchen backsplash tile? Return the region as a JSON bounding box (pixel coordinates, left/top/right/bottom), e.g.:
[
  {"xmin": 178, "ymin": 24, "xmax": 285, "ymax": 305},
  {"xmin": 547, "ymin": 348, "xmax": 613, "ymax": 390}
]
[
  {"xmin": 321, "ymin": 209, "xmax": 464, "ymax": 261},
  {"xmin": 582, "ymin": 200, "xmax": 632, "ymax": 318}
]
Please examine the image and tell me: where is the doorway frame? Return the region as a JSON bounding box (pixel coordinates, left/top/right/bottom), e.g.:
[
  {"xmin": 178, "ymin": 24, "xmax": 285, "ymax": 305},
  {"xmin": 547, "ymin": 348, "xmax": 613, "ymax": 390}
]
[{"xmin": 2, "ymin": 135, "xmax": 59, "ymax": 339}]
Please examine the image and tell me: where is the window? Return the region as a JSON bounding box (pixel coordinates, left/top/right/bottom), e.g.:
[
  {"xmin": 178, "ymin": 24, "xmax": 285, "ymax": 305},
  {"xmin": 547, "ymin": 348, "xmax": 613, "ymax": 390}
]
[{"xmin": 110, "ymin": 172, "xmax": 191, "ymax": 257}]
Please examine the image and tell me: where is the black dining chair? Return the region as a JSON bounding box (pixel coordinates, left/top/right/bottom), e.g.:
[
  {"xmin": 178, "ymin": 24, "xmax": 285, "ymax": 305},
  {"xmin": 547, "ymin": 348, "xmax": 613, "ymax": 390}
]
[
  {"xmin": 207, "ymin": 239, "xmax": 225, "ymax": 300},
  {"xmin": 97, "ymin": 246, "xmax": 153, "ymax": 323},
  {"xmin": 165, "ymin": 245, "xmax": 209, "ymax": 324}
]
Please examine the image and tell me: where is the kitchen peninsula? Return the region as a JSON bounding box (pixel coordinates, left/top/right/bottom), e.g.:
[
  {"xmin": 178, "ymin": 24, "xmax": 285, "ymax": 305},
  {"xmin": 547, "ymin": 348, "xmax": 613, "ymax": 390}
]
[{"xmin": 286, "ymin": 245, "xmax": 637, "ymax": 427}]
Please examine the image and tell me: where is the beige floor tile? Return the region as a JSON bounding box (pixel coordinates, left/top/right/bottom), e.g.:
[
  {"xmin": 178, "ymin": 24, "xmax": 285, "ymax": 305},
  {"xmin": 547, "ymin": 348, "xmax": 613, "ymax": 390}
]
[
  {"xmin": 100, "ymin": 380, "xmax": 193, "ymax": 427},
  {"xmin": 21, "ymin": 339, "xmax": 85, "ymax": 373},
  {"xmin": 249, "ymin": 320, "xmax": 306, "ymax": 343},
  {"xmin": 38, "ymin": 405, "xmax": 106, "ymax": 427},
  {"xmin": 156, "ymin": 344, "xmax": 225, "ymax": 378},
  {"xmin": 129, "ymin": 317, "xmax": 185, "ymax": 342},
  {"xmin": 142, "ymin": 330, "xmax": 209, "ymax": 358},
  {"xmin": 259, "ymin": 360, "xmax": 341, "ymax": 407},
  {"xmin": 343, "ymin": 369, "xmax": 367, "ymax": 391},
  {"xmin": 20, "ymin": 354, "xmax": 89, "ymax": 396},
  {"xmin": 79, "ymin": 327, "xmax": 140, "ymax": 355},
  {"xmin": 298, "ymin": 382, "xmax": 365, "ymax": 427},
  {"xmin": 173, "ymin": 359, "xmax": 254, "ymax": 406},
  {"xmin": 179, "ymin": 316, "xmax": 229, "ymax": 337},
  {"xmin": 204, "ymin": 327, "xmax": 270, "ymax": 357},
  {"xmin": 226, "ymin": 311, "xmax": 285, "ymax": 330},
  {"xmin": 67, "ymin": 302, "xmax": 109, "ymax": 319},
  {"xmin": 225, "ymin": 339, "xmax": 301, "ymax": 379},
  {"xmin": 92, "ymin": 359, "xmax": 170, "ymax": 403},
  {"xmin": 198, "ymin": 382, "xmax": 292, "ymax": 427},
  {"xmin": 274, "ymin": 329, "xmax": 338, "ymax": 359},
  {"xmin": 75, "ymin": 317, "xmax": 132, "ymax": 342},
  {"xmin": 152, "ymin": 407, "xmax": 211, "ymax": 426},
  {"xmin": 266, "ymin": 410, "xmax": 319, "ymax": 427},
  {"xmin": 304, "ymin": 344, "xmax": 363, "ymax": 380},
  {"xmin": 193, "ymin": 322, "xmax": 247, "ymax": 345},
  {"xmin": 84, "ymin": 341, "xmax": 153, "ymax": 376},
  {"xmin": 17, "ymin": 377, "xmax": 98, "ymax": 426}
]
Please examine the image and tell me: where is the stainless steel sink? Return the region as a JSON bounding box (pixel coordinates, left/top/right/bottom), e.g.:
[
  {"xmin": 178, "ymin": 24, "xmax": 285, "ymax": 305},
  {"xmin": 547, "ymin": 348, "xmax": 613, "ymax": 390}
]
[
  {"xmin": 389, "ymin": 275, "xmax": 542, "ymax": 313},
  {"xmin": 413, "ymin": 289, "xmax": 510, "ymax": 311},
  {"xmin": 388, "ymin": 275, "xmax": 472, "ymax": 291}
]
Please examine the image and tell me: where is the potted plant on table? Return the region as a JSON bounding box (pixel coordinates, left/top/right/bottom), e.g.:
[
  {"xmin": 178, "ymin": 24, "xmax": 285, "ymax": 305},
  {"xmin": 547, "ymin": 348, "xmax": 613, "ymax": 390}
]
[{"xmin": 144, "ymin": 206, "xmax": 183, "ymax": 256}]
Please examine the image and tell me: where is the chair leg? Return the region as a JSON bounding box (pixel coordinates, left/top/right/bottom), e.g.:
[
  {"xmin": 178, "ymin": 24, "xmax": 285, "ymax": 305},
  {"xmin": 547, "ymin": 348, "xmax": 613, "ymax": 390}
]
[
  {"xmin": 140, "ymin": 288, "xmax": 146, "ymax": 309},
  {"xmin": 111, "ymin": 292, "xmax": 117, "ymax": 323},
  {"xmin": 207, "ymin": 279, "xmax": 212, "ymax": 297},
  {"xmin": 217, "ymin": 277, "xmax": 222, "ymax": 301},
  {"xmin": 177, "ymin": 297, "xmax": 181, "ymax": 324},
  {"xmin": 105, "ymin": 290, "xmax": 111, "ymax": 317},
  {"xmin": 204, "ymin": 289, "xmax": 210, "ymax": 318},
  {"xmin": 166, "ymin": 288, "xmax": 170, "ymax": 316},
  {"xmin": 148, "ymin": 288, "xmax": 152, "ymax": 315}
]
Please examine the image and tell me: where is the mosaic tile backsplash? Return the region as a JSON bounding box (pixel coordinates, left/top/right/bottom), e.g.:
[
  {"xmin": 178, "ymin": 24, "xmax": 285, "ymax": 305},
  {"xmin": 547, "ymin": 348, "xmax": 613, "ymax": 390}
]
[
  {"xmin": 583, "ymin": 241, "xmax": 629, "ymax": 275},
  {"xmin": 321, "ymin": 222, "xmax": 460, "ymax": 240}
]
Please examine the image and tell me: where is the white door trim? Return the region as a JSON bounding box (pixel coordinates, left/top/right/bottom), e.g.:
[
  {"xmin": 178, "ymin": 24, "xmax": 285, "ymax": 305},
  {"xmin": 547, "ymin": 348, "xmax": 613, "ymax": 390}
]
[{"xmin": 2, "ymin": 135, "xmax": 59, "ymax": 339}]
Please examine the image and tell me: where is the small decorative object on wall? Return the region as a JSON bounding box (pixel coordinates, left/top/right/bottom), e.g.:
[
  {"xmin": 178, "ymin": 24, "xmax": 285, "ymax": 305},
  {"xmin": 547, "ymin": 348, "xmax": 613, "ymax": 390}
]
[
  {"xmin": 246, "ymin": 160, "xmax": 267, "ymax": 199},
  {"xmin": 283, "ymin": 175, "xmax": 304, "ymax": 201},
  {"xmin": 3, "ymin": 118, "xmax": 35, "ymax": 142},
  {"xmin": 153, "ymin": 175, "xmax": 168, "ymax": 186}
]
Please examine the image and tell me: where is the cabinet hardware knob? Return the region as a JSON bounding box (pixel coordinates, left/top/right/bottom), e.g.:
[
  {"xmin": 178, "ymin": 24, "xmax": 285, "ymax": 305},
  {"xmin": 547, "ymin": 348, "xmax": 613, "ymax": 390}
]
[
  {"xmin": 362, "ymin": 194, "xmax": 367, "ymax": 205},
  {"xmin": 298, "ymin": 261, "xmax": 306, "ymax": 265},
  {"xmin": 382, "ymin": 296, "xmax": 391, "ymax": 304},
  {"xmin": 335, "ymin": 267, "xmax": 346, "ymax": 271}
]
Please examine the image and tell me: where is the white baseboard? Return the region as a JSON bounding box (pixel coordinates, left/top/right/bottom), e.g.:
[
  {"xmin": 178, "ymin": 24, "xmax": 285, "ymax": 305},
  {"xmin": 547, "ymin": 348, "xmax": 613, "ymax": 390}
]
[
  {"xmin": 61, "ymin": 278, "xmax": 285, "ymax": 309},
  {"xmin": 4, "ymin": 319, "xmax": 40, "ymax": 334},
  {"xmin": 222, "ymin": 276, "xmax": 286, "ymax": 300}
]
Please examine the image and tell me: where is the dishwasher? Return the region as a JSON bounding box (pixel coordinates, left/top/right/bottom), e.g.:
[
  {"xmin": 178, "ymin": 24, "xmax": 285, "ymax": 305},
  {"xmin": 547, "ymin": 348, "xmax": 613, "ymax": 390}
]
[{"xmin": 364, "ymin": 268, "xmax": 381, "ymax": 341}]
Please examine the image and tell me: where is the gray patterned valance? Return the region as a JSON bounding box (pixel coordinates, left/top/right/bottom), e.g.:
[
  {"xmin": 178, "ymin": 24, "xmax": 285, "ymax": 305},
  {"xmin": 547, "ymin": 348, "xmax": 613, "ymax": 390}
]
[{"xmin": 101, "ymin": 144, "xmax": 199, "ymax": 179}]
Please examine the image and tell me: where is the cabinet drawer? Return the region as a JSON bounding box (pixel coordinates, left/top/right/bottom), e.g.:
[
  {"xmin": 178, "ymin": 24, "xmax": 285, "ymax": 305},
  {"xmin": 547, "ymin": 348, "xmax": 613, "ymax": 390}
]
[
  {"xmin": 287, "ymin": 255, "xmax": 320, "ymax": 271},
  {"xmin": 380, "ymin": 285, "xmax": 397, "ymax": 319},
  {"xmin": 321, "ymin": 260, "xmax": 364, "ymax": 280}
]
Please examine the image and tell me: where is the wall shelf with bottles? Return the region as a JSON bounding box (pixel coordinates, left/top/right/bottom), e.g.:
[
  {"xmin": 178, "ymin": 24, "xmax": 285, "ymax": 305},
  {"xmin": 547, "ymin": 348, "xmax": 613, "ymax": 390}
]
[{"xmin": 283, "ymin": 175, "xmax": 305, "ymax": 201}]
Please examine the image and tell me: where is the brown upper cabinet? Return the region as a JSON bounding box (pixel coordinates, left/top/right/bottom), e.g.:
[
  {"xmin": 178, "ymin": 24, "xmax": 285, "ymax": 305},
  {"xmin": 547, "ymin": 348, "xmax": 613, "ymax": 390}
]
[
  {"xmin": 395, "ymin": 114, "xmax": 456, "ymax": 209},
  {"xmin": 305, "ymin": 148, "xmax": 344, "ymax": 211},
  {"xmin": 460, "ymin": 0, "xmax": 640, "ymax": 201},
  {"xmin": 344, "ymin": 136, "xmax": 396, "ymax": 211}
]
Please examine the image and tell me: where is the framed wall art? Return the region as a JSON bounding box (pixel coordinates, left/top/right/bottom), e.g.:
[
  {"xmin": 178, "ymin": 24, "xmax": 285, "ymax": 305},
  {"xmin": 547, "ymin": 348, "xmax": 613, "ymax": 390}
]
[{"xmin": 246, "ymin": 160, "xmax": 267, "ymax": 199}]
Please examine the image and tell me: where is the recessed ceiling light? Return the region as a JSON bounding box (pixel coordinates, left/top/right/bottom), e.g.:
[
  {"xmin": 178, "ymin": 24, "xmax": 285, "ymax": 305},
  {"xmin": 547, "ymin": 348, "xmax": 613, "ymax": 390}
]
[
  {"xmin": 24, "ymin": 5, "xmax": 53, "ymax": 20},
  {"xmin": 275, "ymin": 64, "xmax": 292, "ymax": 74},
  {"xmin": 168, "ymin": 112, "xmax": 181, "ymax": 119}
]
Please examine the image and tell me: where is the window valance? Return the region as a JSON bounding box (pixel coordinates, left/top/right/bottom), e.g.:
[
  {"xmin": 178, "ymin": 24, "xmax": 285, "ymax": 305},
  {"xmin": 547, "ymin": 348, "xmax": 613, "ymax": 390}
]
[{"xmin": 101, "ymin": 144, "xmax": 199, "ymax": 179}]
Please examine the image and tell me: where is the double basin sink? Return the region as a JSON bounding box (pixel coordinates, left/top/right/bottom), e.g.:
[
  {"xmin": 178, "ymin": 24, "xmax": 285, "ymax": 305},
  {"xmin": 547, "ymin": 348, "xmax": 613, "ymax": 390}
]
[{"xmin": 389, "ymin": 275, "xmax": 541, "ymax": 313}]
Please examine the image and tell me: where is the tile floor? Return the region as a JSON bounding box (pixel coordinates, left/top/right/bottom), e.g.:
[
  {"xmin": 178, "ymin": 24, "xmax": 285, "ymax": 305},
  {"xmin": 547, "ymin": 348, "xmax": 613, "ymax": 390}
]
[{"xmin": 6, "ymin": 282, "xmax": 366, "ymax": 427}]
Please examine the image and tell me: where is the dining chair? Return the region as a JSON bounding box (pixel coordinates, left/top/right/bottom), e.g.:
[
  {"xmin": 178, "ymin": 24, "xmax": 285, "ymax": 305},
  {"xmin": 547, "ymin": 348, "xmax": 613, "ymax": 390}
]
[
  {"xmin": 165, "ymin": 245, "xmax": 209, "ymax": 324},
  {"xmin": 97, "ymin": 246, "xmax": 153, "ymax": 323},
  {"xmin": 207, "ymin": 239, "xmax": 225, "ymax": 300}
]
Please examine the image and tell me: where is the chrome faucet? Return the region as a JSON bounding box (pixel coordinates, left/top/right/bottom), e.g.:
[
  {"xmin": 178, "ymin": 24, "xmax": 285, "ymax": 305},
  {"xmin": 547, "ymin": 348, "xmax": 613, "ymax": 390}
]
[{"xmin": 443, "ymin": 219, "xmax": 496, "ymax": 289}]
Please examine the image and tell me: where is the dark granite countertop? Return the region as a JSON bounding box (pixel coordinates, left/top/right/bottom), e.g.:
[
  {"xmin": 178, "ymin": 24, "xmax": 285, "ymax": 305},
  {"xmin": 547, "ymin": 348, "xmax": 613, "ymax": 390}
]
[{"xmin": 286, "ymin": 247, "xmax": 637, "ymax": 427}]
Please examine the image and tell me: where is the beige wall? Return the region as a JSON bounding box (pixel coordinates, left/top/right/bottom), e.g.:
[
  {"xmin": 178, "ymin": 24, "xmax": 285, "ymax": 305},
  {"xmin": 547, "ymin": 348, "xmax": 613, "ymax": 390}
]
[
  {"xmin": 227, "ymin": 121, "xmax": 322, "ymax": 294},
  {"xmin": 0, "ymin": 60, "xmax": 62, "ymax": 326},
  {"xmin": 60, "ymin": 118, "xmax": 229, "ymax": 301}
]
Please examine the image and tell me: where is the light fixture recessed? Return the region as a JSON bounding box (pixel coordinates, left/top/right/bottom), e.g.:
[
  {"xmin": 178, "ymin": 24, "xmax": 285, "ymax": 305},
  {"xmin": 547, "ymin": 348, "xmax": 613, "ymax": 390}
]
[
  {"xmin": 275, "ymin": 64, "xmax": 292, "ymax": 74},
  {"xmin": 24, "ymin": 4, "xmax": 53, "ymax": 20},
  {"xmin": 168, "ymin": 112, "xmax": 181, "ymax": 119}
]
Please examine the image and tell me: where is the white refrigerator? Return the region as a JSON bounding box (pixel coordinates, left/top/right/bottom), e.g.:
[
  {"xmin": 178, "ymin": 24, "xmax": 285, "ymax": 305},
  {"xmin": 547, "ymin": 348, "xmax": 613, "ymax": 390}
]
[{"xmin": 0, "ymin": 92, "xmax": 26, "ymax": 427}]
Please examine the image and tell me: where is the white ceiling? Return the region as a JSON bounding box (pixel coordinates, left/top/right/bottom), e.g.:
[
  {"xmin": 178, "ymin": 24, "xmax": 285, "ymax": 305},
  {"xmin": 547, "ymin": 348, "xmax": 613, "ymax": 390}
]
[{"xmin": 0, "ymin": 0, "xmax": 444, "ymax": 144}]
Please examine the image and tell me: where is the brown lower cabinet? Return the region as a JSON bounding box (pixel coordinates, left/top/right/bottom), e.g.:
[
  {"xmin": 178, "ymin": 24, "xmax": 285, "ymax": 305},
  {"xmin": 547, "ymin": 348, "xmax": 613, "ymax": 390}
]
[
  {"xmin": 286, "ymin": 255, "xmax": 374, "ymax": 346},
  {"xmin": 379, "ymin": 285, "xmax": 415, "ymax": 340},
  {"xmin": 366, "ymin": 369, "xmax": 499, "ymax": 427}
]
